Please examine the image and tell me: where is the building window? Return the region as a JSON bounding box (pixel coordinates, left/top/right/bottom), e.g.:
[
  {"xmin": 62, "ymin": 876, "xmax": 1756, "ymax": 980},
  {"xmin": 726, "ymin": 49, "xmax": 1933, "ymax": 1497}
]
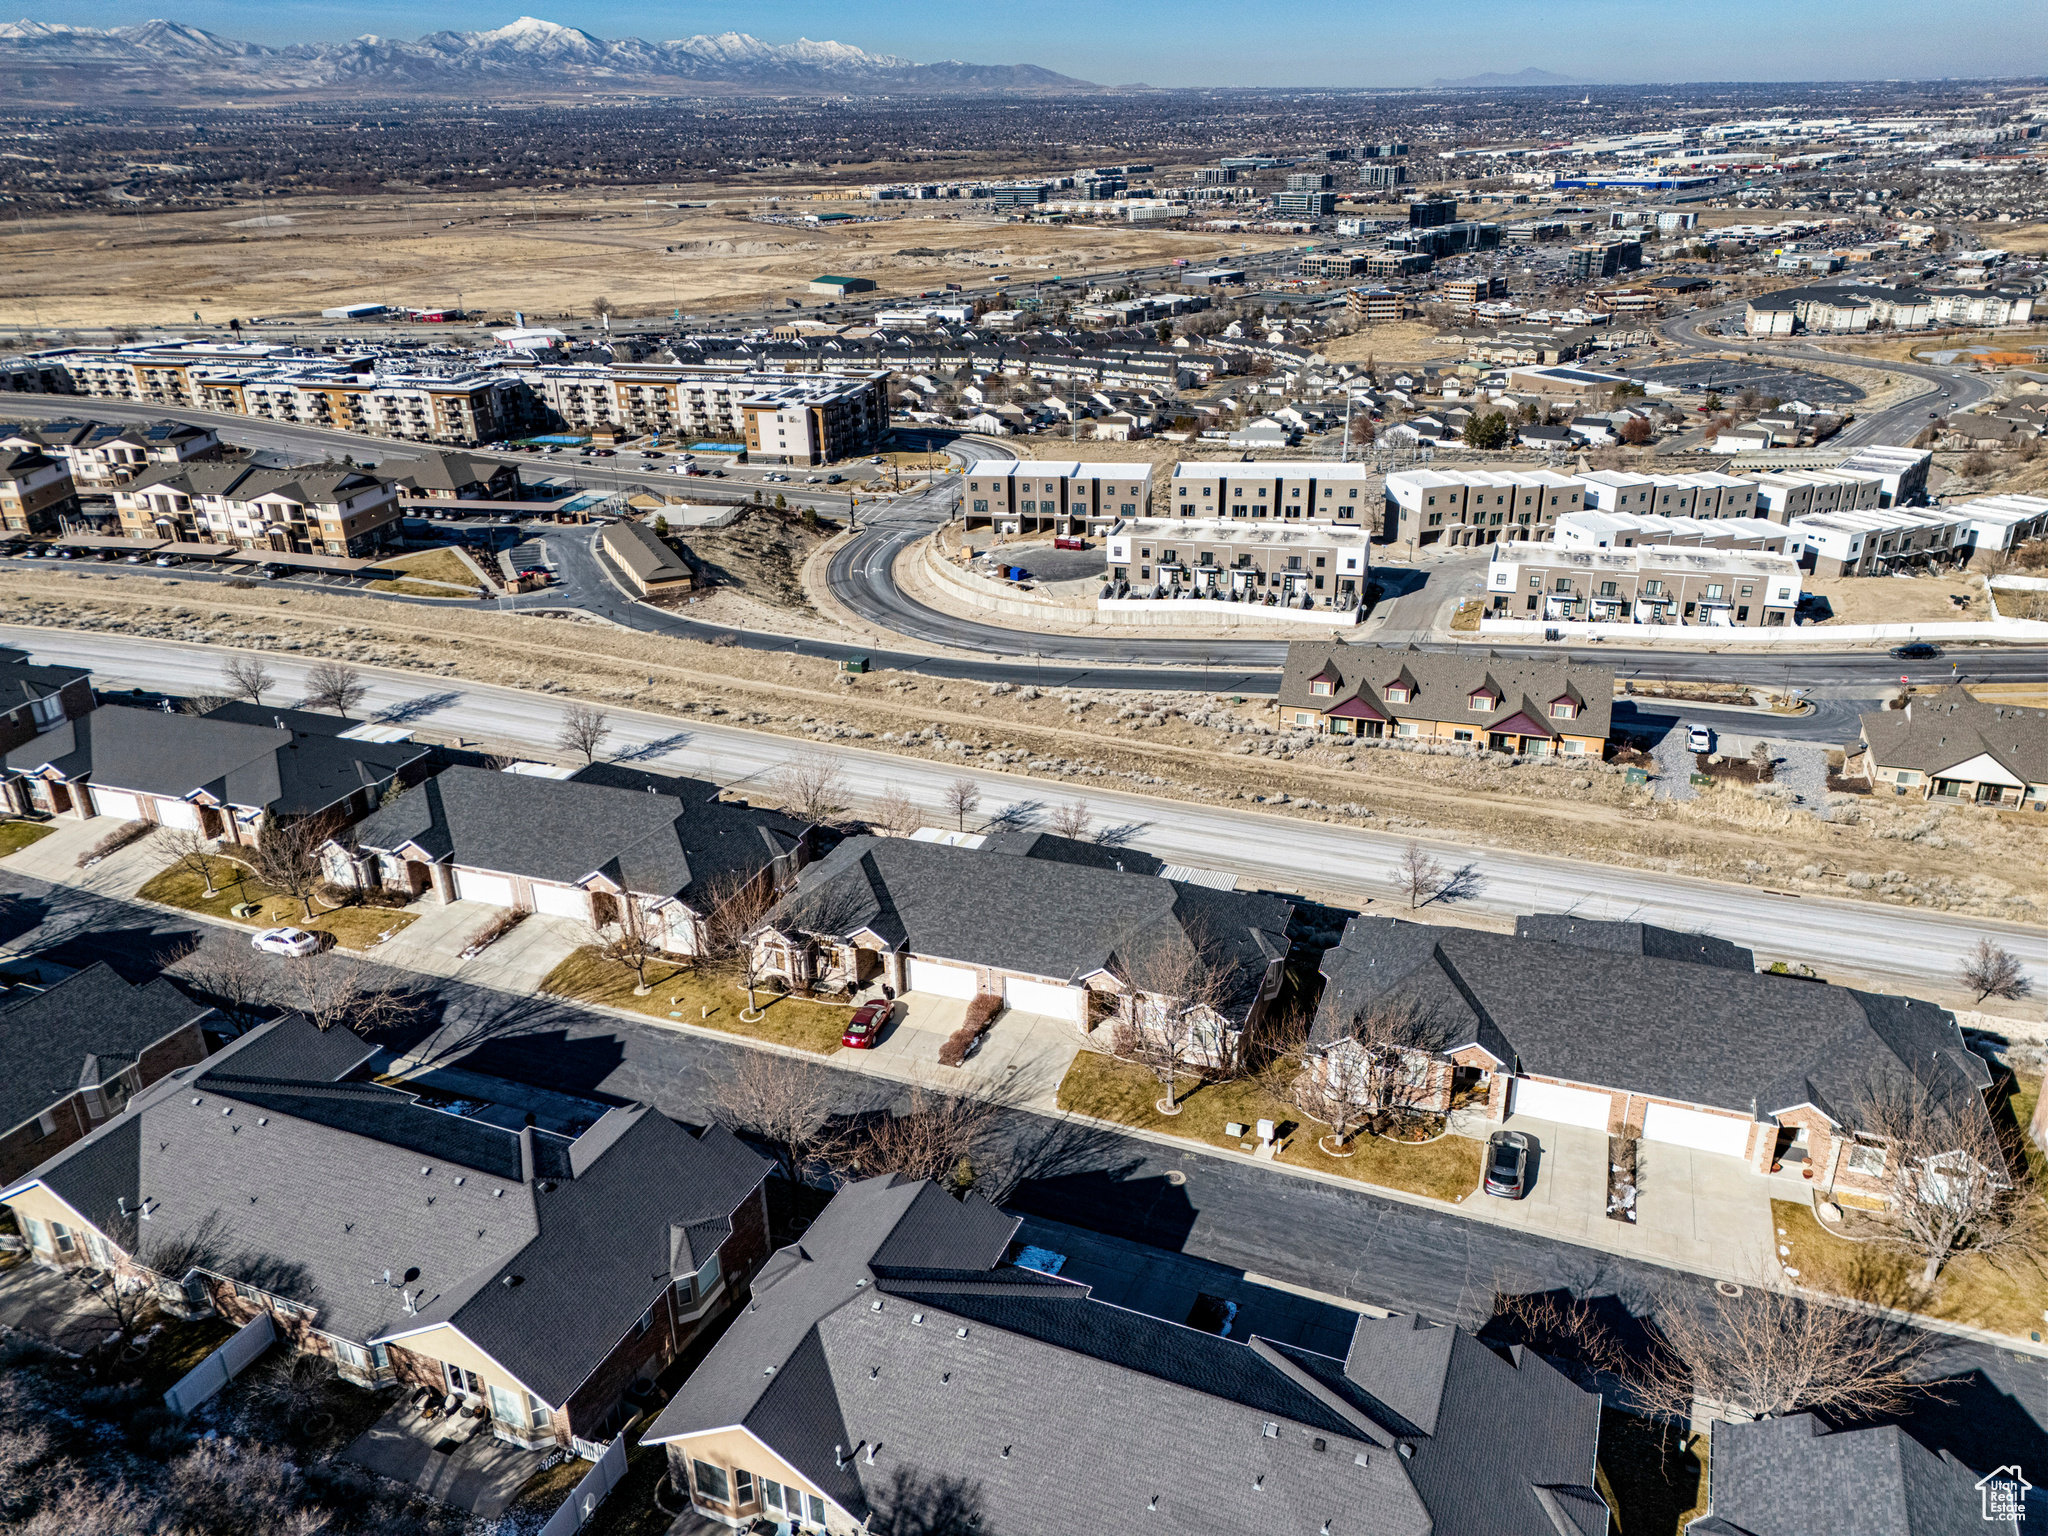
[
  {"xmin": 693, "ymin": 1461, "xmax": 732, "ymax": 1504},
  {"xmin": 488, "ymin": 1384, "xmax": 524, "ymax": 1425},
  {"xmin": 734, "ymin": 1470, "xmax": 755, "ymax": 1507},
  {"xmin": 1468, "ymin": 693, "xmax": 1493, "ymax": 711},
  {"xmin": 1846, "ymin": 1141, "xmax": 1886, "ymax": 1176},
  {"xmin": 1386, "ymin": 686, "xmax": 1409, "ymax": 703},
  {"xmin": 761, "ymin": 1479, "xmax": 787, "ymax": 1514},
  {"xmin": 1310, "ymin": 680, "xmax": 1331, "ymax": 696},
  {"xmin": 20, "ymin": 1216, "xmax": 44, "ymax": 1251},
  {"xmin": 807, "ymin": 1494, "xmax": 829, "ymax": 1525},
  {"xmin": 971, "ymin": 500, "xmax": 988, "ymax": 513},
  {"xmin": 1550, "ymin": 701, "xmax": 1576, "ymax": 719}
]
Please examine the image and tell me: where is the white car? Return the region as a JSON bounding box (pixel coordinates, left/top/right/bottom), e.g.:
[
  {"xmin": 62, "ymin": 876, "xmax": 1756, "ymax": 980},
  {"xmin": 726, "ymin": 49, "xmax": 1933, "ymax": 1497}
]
[
  {"xmin": 1686, "ymin": 724, "xmax": 1713, "ymax": 754},
  {"xmin": 251, "ymin": 926, "xmax": 321, "ymax": 958}
]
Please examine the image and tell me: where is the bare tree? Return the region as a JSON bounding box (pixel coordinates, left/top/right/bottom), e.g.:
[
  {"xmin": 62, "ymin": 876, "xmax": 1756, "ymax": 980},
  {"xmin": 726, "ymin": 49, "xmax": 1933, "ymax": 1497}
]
[
  {"xmin": 711, "ymin": 1051, "xmax": 845, "ymax": 1182},
  {"xmin": 1105, "ymin": 925, "xmax": 1245, "ymax": 1111},
  {"xmin": 590, "ymin": 294, "xmax": 613, "ymax": 320},
  {"xmin": 1047, "ymin": 798, "xmax": 1092, "ymax": 840},
  {"xmin": 832, "ymin": 1078, "xmax": 1002, "ymax": 1196},
  {"xmin": 591, "ymin": 897, "xmax": 663, "ymax": 995},
  {"xmin": 221, "ymin": 655, "xmax": 276, "ymax": 705},
  {"xmin": 867, "ymin": 790, "xmax": 924, "ymax": 838},
  {"xmin": 1958, "ymin": 937, "xmax": 2030, "ymax": 1004},
  {"xmin": 1292, "ymin": 997, "xmax": 1449, "ymax": 1144},
  {"xmin": 1749, "ymin": 739, "xmax": 1774, "ymax": 774},
  {"xmin": 175, "ymin": 942, "xmax": 275, "ymax": 1034},
  {"xmin": 695, "ymin": 867, "xmax": 779, "ymax": 967},
  {"xmin": 943, "ymin": 777, "xmax": 982, "ymax": 832},
  {"xmin": 178, "ymin": 692, "xmax": 232, "ymax": 716},
  {"xmin": 1855, "ymin": 1075, "xmax": 2046, "ymax": 1289},
  {"xmin": 160, "ymin": 826, "xmax": 230, "ymax": 898},
  {"xmin": 1398, "ymin": 840, "xmax": 1448, "ymax": 908},
  {"xmin": 776, "ymin": 754, "xmax": 848, "ymax": 826},
  {"xmin": 276, "ymin": 954, "xmax": 418, "ymax": 1037},
  {"xmin": 555, "ymin": 702, "xmax": 611, "ymax": 764},
  {"xmin": 1630, "ymin": 1282, "xmax": 1936, "ymax": 1424},
  {"xmin": 300, "ymin": 663, "xmax": 367, "ymax": 717},
  {"xmin": 243, "ymin": 1344, "xmax": 337, "ymax": 1429},
  {"xmin": 244, "ymin": 813, "xmax": 339, "ymax": 921}
]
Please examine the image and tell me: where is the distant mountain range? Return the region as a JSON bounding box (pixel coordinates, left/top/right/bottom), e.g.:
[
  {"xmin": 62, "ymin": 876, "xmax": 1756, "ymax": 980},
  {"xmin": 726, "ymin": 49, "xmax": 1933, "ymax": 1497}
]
[
  {"xmin": 0, "ymin": 15, "xmax": 1096, "ymax": 98},
  {"xmin": 1430, "ymin": 67, "xmax": 1582, "ymax": 88}
]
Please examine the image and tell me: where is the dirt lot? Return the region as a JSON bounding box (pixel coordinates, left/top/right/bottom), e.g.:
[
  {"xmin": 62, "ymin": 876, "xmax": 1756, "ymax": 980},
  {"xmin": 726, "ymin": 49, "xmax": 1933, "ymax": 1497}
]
[
  {"xmin": 677, "ymin": 502, "xmax": 839, "ymax": 610},
  {"xmin": 1824, "ymin": 326, "xmax": 2048, "ymax": 365},
  {"xmin": 1804, "ymin": 572, "xmax": 1988, "ymax": 626},
  {"xmin": 2, "ymin": 568, "xmax": 2044, "ymax": 951},
  {"xmin": 1319, "ymin": 323, "xmax": 1460, "ymax": 365},
  {"xmin": 0, "ymin": 191, "xmax": 1298, "ymax": 328}
]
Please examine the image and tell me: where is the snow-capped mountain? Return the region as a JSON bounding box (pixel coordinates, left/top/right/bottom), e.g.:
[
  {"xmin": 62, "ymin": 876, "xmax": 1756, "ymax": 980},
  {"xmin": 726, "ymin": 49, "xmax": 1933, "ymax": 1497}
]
[{"xmin": 0, "ymin": 15, "xmax": 1093, "ymax": 96}]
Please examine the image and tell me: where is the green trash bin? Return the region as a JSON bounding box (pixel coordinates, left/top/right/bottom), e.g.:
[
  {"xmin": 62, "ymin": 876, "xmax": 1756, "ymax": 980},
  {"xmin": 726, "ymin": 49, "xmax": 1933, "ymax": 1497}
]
[{"xmin": 840, "ymin": 656, "xmax": 869, "ymax": 675}]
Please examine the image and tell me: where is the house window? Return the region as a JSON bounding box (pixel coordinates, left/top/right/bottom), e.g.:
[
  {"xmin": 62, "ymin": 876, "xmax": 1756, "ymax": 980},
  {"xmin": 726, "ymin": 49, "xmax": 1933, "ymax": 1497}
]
[
  {"xmin": 735, "ymin": 1470, "xmax": 755, "ymax": 1507},
  {"xmin": 693, "ymin": 1461, "xmax": 731, "ymax": 1504},
  {"xmin": 1550, "ymin": 701, "xmax": 1576, "ymax": 719},
  {"xmin": 971, "ymin": 500, "xmax": 988, "ymax": 513},
  {"xmin": 1293, "ymin": 712, "xmax": 1311, "ymax": 725},
  {"xmin": 638, "ymin": 1306, "xmax": 654, "ymax": 1334},
  {"xmin": 1846, "ymin": 1141, "xmax": 1887, "ymax": 1176},
  {"xmin": 1310, "ymin": 680, "xmax": 1332, "ymax": 696},
  {"xmin": 807, "ymin": 1494, "xmax": 829, "ymax": 1525},
  {"xmin": 1386, "ymin": 686, "xmax": 1409, "ymax": 703},
  {"xmin": 761, "ymin": 1479, "xmax": 786, "ymax": 1513},
  {"xmin": 1704, "ymin": 583, "xmax": 1725, "ymax": 600},
  {"xmin": 20, "ymin": 1216, "xmax": 44, "ymax": 1251},
  {"xmin": 1468, "ymin": 693, "xmax": 1493, "ymax": 711},
  {"xmin": 488, "ymin": 1384, "xmax": 524, "ymax": 1425},
  {"xmin": 1645, "ymin": 580, "xmax": 1664, "ymax": 597},
  {"xmin": 527, "ymin": 1394, "xmax": 551, "ymax": 1430}
]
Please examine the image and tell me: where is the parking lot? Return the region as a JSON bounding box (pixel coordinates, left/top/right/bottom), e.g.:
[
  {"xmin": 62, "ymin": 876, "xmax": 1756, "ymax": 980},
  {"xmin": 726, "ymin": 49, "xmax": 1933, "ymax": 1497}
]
[{"xmin": 1634, "ymin": 359, "xmax": 1863, "ymax": 405}]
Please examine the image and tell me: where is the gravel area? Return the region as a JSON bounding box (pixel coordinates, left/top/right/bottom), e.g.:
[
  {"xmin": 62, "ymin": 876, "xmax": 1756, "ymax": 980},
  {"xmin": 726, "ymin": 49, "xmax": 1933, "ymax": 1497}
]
[
  {"xmin": 1649, "ymin": 727, "xmax": 1698, "ymax": 802},
  {"xmin": 1771, "ymin": 742, "xmax": 1831, "ymax": 815}
]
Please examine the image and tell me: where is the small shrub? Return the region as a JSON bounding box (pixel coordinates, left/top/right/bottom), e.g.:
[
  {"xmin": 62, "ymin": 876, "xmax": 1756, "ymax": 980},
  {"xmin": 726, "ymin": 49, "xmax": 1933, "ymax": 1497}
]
[
  {"xmin": 940, "ymin": 992, "xmax": 1002, "ymax": 1067},
  {"xmin": 77, "ymin": 819, "xmax": 154, "ymax": 867},
  {"xmin": 467, "ymin": 908, "xmax": 529, "ymax": 951}
]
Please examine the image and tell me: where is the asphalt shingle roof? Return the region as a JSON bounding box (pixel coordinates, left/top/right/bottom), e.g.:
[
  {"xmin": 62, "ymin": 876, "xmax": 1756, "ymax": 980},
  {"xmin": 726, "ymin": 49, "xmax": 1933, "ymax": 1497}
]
[
  {"xmin": 0, "ymin": 963, "xmax": 212, "ymax": 1135},
  {"xmin": 1279, "ymin": 642, "xmax": 1614, "ymax": 742},
  {"xmin": 1859, "ymin": 684, "xmax": 2048, "ymax": 787},
  {"xmin": 1313, "ymin": 916, "xmax": 1990, "ymax": 1130},
  {"xmin": 643, "ymin": 1174, "xmax": 1604, "ymax": 1536}
]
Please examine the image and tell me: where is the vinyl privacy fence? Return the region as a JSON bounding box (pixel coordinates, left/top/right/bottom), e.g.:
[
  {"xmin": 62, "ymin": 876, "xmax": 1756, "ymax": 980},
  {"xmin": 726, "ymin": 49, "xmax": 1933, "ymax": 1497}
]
[
  {"xmin": 163, "ymin": 1311, "xmax": 276, "ymax": 1416},
  {"xmin": 538, "ymin": 1432, "xmax": 630, "ymax": 1536}
]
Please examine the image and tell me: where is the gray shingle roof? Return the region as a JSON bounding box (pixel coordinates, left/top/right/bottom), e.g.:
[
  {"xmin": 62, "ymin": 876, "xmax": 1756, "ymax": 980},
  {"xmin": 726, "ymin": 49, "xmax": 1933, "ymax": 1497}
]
[
  {"xmin": 350, "ymin": 764, "xmax": 804, "ymax": 902},
  {"xmin": 3, "ymin": 704, "xmax": 427, "ymax": 816},
  {"xmin": 643, "ymin": 1174, "xmax": 1603, "ymax": 1536},
  {"xmin": 0, "ymin": 652, "xmax": 86, "ymax": 713},
  {"xmin": 1513, "ymin": 915, "xmax": 1755, "ymax": 971},
  {"xmin": 1860, "ymin": 685, "xmax": 2048, "ymax": 787},
  {"xmin": 1313, "ymin": 916, "xmax": 1990, "ymax": 1131},
  {"xmin": 4, "ymin": 1014, "xmax": 770, "ymax": 1408},
  {"xmin": 1279, "ymin": 642, "xmax": 1615, "ymax": 741},
  {"xmin": 0, "ymin": 963, "xmax": 213, "ymax": 1136},
  {"xmin": 769, "ymin": 835, "xmax": 1291, "ymax": 1010},
  {"xmin": 1692, "ymin": 1413, "xmax": 2016, "ymax": 1535}
]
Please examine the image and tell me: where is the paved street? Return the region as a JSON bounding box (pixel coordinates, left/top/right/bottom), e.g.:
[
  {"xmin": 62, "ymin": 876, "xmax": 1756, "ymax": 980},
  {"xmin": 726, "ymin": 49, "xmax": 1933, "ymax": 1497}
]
[
  {"xmin": 11, "ymin": 627, "xmax": 2043, "ymax": 994},
  {"xmin": 4, "ymin": 863, "xmax": 2043, "ymax": 1483}
]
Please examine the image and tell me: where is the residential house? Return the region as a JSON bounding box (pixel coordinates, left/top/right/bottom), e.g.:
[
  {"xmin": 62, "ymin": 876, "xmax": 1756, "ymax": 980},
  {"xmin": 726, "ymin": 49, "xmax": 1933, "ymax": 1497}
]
[
  {"xmin": 0, "ymin": 704, "xmax": 435, "ymax": 843},
  {"xmin": 0, "ymin": 646, "xmax": 93, "ymax": 756},
  {"xmin": 602, "ymin": 519, "xmax": 697, "ymax": 601},
  {"xmin": 1, "ymin": 1014, "xmax": 774, "ymax": 1452},
  {"xmin": 325, "ymin": 763, "xmax": 811, "ymax": 950},
  {"xmin": 392, "ymin": 450, "xmax": 521, "ymax": 502},
  {"xmin": 0, "ymin": 963, "xmax": 215, "ymax": 1186},
  {"xmin": 0, "ymin": 447, "xmax": 77, "ymax": 535},
  {"xmin": 1854, "ymin": 685, "xmax": 2048, "ymax": 809},
  {"xmin": 641, "ymin": 1172, "xmax": 1606, "ymax": 1536},
  {"xmin": 1306, "ymin": 914, "xmax": 1995, "ymax": 1204},
  {"xmin": 1105, "ymin": 518, "xmax": 1371, "ymax": 609},
  {"xmin": 751, "ymin": 832, "xmax": 1291, "ymax": 1051},
  {"xmin": 1685, "ymin": 1414, "xmax": 2019, "ymax": 1535},
  {"xmin": 1382, "ymin": 468, "xmax": 1588, "ymax": 547},
  {"xmin": 1486, "ymin": 546, "xmax": 1802, "ymax": 626},
  {"xmin": 1277, "ymin": 642, "xmax": 1612, "ymax": 755}
]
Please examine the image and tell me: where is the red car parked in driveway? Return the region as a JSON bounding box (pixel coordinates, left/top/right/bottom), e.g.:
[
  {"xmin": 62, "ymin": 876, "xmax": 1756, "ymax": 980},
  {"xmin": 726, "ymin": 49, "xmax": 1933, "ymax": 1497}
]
[{"xmin": 841, "ymin": 999, "xmax": 892, "ymax": 1049}]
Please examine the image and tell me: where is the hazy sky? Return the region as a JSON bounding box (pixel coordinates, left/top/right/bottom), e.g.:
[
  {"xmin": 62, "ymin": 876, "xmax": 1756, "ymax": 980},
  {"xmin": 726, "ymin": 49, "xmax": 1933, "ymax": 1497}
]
[{"xmin": 28, "ymin": 0, "xmax": 2031, "ymax": 86}]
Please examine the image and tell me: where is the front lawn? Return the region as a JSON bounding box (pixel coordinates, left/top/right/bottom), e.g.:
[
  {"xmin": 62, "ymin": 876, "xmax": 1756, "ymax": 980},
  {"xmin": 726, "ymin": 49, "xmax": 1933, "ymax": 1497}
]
[
  {"xmin": 0, "ymin": 820, "xmax": 55, "ymax": 857},
  {"xmin": 136, "ymin": 863, "xmax": 416, "ymax": 951},
  {"xmin": 1055, "ymin": 1050, "xmax": 1483, "ymax": 1204},
  {"xmin": 540, "ymin": 948, "xmax": 848, "ymax": 1054},
  {"xmin": 365, "ymin": 546, "xmax": 480, "ymax": 593}
]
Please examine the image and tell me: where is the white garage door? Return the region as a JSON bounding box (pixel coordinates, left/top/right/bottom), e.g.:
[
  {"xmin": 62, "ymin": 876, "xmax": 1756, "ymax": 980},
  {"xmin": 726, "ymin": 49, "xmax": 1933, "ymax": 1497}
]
[
  {"xmin": 454, "ymin": 869, "xmax": 515, "ymax": 906},
  {"xmin": 907, "ymin": 958, "xmax": 979, "ymax": 1000},
  {"xmin": 529, "ymin": 882, "xmax": 589, "ymax": 921},
  {"xmin": 1511, "ymin": 1078, "xmax": 1614, "ymax": 1131},
  {"xmin": 91, "ymin": 789, "xmax": 141, "ymax": 821},
  {"xmin": 156, "ymin": 799, "xmax": 203, "ymax": 831},
  {"xmin": 1002, "ymin": 977, "xmax": 1081, "ymax": 1023},
  {"xmin": 1642, "ymin": 1102, "xmax": 1752, "ymax": 1158}
]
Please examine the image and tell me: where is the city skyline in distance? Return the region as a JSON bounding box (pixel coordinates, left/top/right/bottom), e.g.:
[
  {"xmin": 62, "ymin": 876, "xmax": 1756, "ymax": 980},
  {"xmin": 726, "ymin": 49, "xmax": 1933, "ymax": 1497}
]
[{"xmin": 6, "ymin": 2, "xmax": 2040, "ymax": 90}]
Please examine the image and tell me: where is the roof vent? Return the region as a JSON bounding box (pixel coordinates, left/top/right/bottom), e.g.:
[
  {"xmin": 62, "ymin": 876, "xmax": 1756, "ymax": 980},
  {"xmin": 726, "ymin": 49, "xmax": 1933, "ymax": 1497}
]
[
  {"xmin": 941, "ymin": 1372, "xmax": 951, "ymax": 1384},
  {"xmin": 257, "ymin": 1116, "xmax": 267, "ymax": 1126},
  {"xmin": 1252, "ymin": 1476, "xmax": 1264, "ymax": 1491},
  {"xmin": 191, "ymin": 1097, "xmax": 202, "ymax": 1106},
  {"xmin": 1147, "ymin": 1497, "xmax": 1159, "ymax": 1513},
  {"xmin": 502, "ymin": 1275, "xmax": 522, "ymax": 1288},
  {"xmin": 1398, "ymin": 1443, "xmax": 1413, "ymax": 1459},
  {"xmin": 221, "ymin": 1106, "xmax": 232, "ymax": 1116},
  {"xmin": 956, "ymin": 1326, "xmax": 968, "ymax": 1338},
  {"xmin": 854, "ymin": 1278, "xmax": 867, "ymax": 1287},
  {"xmin": 1000, "ymin": 1445, "xmax": 1011, "ymax": 1459},
  {"xmin": 1312, "ymin": 1438, "xmax": 1326, "ymax": 1453},
  {"xmin": 1262, "ymin": 1423, "xmax": 1278, "ymax": 1439},
  {"xmin": 870, "ymin": 1367, "xmax": 879, "ymax": 1379},
  {"xmin": 911, "ymin": 1312, "xmax": 924, "ymax": 1326},
  {"xmin": 493, "ymin": 1189, "xmax": 504, "ymax": 1198},
  {"xmin": 454, "ymin": 1177, "xmax": 464, "ymax": 1186},
  {"xmin": 421, "ymin": 1166, "xmax": 431, "ymax": 1176},
  {"xmin": 764, "ymin": 1366, "xmax": 775, "ymax": 1377},
  {"xmin": 871, "ymin": 1299, "xmax": 883, "ymax": 1312}
]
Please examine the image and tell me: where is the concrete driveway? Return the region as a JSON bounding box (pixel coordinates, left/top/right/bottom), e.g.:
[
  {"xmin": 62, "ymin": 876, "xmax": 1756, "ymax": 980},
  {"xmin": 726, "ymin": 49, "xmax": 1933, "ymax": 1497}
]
[
  {"xmin": 342, "ymin": 1392, "xmax": 547, "ymax": 1517},
  {"xmin": 1, "ymin": 813, "xmax": 167, "ymax": 898},
  {"xmin": 1453, "ymin": 1109, "xmax": 1778, "ymax": 1282},
  {"xmin": 848, "ymin": 993, "xmax": 1081, "ymax": 1107},
  {"xmin": 373, "ymin": 901, "xmax": 588, "ymax": 991}
]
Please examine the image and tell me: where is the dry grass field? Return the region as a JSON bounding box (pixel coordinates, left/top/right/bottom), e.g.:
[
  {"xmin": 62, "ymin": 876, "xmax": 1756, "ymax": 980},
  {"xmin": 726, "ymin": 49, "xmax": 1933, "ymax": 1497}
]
[{"xmin": 0, "ymin": 188, "xmax": 1299, "ymax": 329}]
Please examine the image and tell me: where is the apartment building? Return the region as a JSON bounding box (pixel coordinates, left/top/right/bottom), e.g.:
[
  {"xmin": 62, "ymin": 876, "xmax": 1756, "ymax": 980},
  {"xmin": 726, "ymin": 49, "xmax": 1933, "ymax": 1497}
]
[
  {"xmin": 739, "ymin": 376, "xmax": 889, "ymax": 465},
  {"xmin": 0, "ymin": 418, "xmax": 221, "ymax": 489},
  {"xmin": 1944, "ymin": 493, "xmax": 2048, "ymax": 558},
  {"xmin": 112, "ymin": 460, "xmax": 403, "ymax": 557},
  {"xmin": 1786, "ymin": 507, "xmax": 1970, "ymax": 577},
  {"xmin": 1553, "ymin": 510, "xmax": 1789, "ymax": 555},
  {"xmin": 527, "ymin": 365, "xmax": 887, "ymax": 462},
  {"xmin": 1105, "ymin": 518, "xmax": 1371, "ymax": 606},
  {"xmin": 961, "ymin": 461, "xmax": 1154, "ymax": 536},
  {"xmin": 1578, "ymin": 470, "xmax": 1761, "ymax": 520},
  {"xmin": 1487, "ymin": 545, "xmax": 1802, "ymax": 626},
  {"xmin": 1834, "ymin": 444, "xmax": 1933, "ymax": 508},
  {"xmin": 1749, "ymin": 468, "xmax": 1884, "ymax": 522},
  {"xmin": 1382, "ymin": 468, "xmax": 1587, "ymax": 547},
  {"xmin": 1277, "ymin": 642, "xmax": 1612, "ymax": 754},
  {"xmin": 1167, "ymin": 461, "xmax": 1377, "ymax": 527},
  {"xmin": 0, "ymin": 448, "xmax": 77, "ymax": 535}
]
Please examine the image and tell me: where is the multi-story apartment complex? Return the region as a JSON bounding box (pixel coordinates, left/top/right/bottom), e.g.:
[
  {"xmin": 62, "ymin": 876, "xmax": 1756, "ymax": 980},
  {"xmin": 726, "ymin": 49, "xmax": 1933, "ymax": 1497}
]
[
  {"xmin": 1786, "ymin": 506, "xmax": 1970, "ymax": 577},
  {"xmin": 1104, "ymin": 518, "xmax": 1371, "ymax": 606},
  {"xmin": 1749, "ymin": 468, "xmax": 1884, "ymax": 522},
  {"xmin": 1578, "ymin": 470, "xmax": 1761, "ymax": 520},
  {"xmin": 1382, "ymin": 468, "xmax": 1587, "ymax": 547},
  {"xmin": 0, "ymin": 418, "xmax": 221, "ymax": 489},
  {"xmin": 112, "ymin": 460, "xmax": 403, "ymax": 557},
  {"xmin": 1554, "ymin": 510, "xmax": 1789, "ymax": 555},
  {"xmin": 1167, "ymin": 461, "xmax": 1377, "ymax": 525},
  {"xmin": 960, "ymin": 461, "xmax": 1154, "ymax": 537},
  {"xmin": 525, "ymin": 365, "xmax": 888, "ymax": 463},
  {"xmin": 1746, "ymin": 282, "xmax": 2036, "ymax": 336},
  {"xmin": 1487, "ymin": 545, "xmax": 1802, "ymax": 626},
  {"xmin": 0, "ymin": 448, "xmax": 77, "ymax": 535},
  {"xmin": 1832, "ymin": 444, "xmax": 1932, "ymax": 507}
]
